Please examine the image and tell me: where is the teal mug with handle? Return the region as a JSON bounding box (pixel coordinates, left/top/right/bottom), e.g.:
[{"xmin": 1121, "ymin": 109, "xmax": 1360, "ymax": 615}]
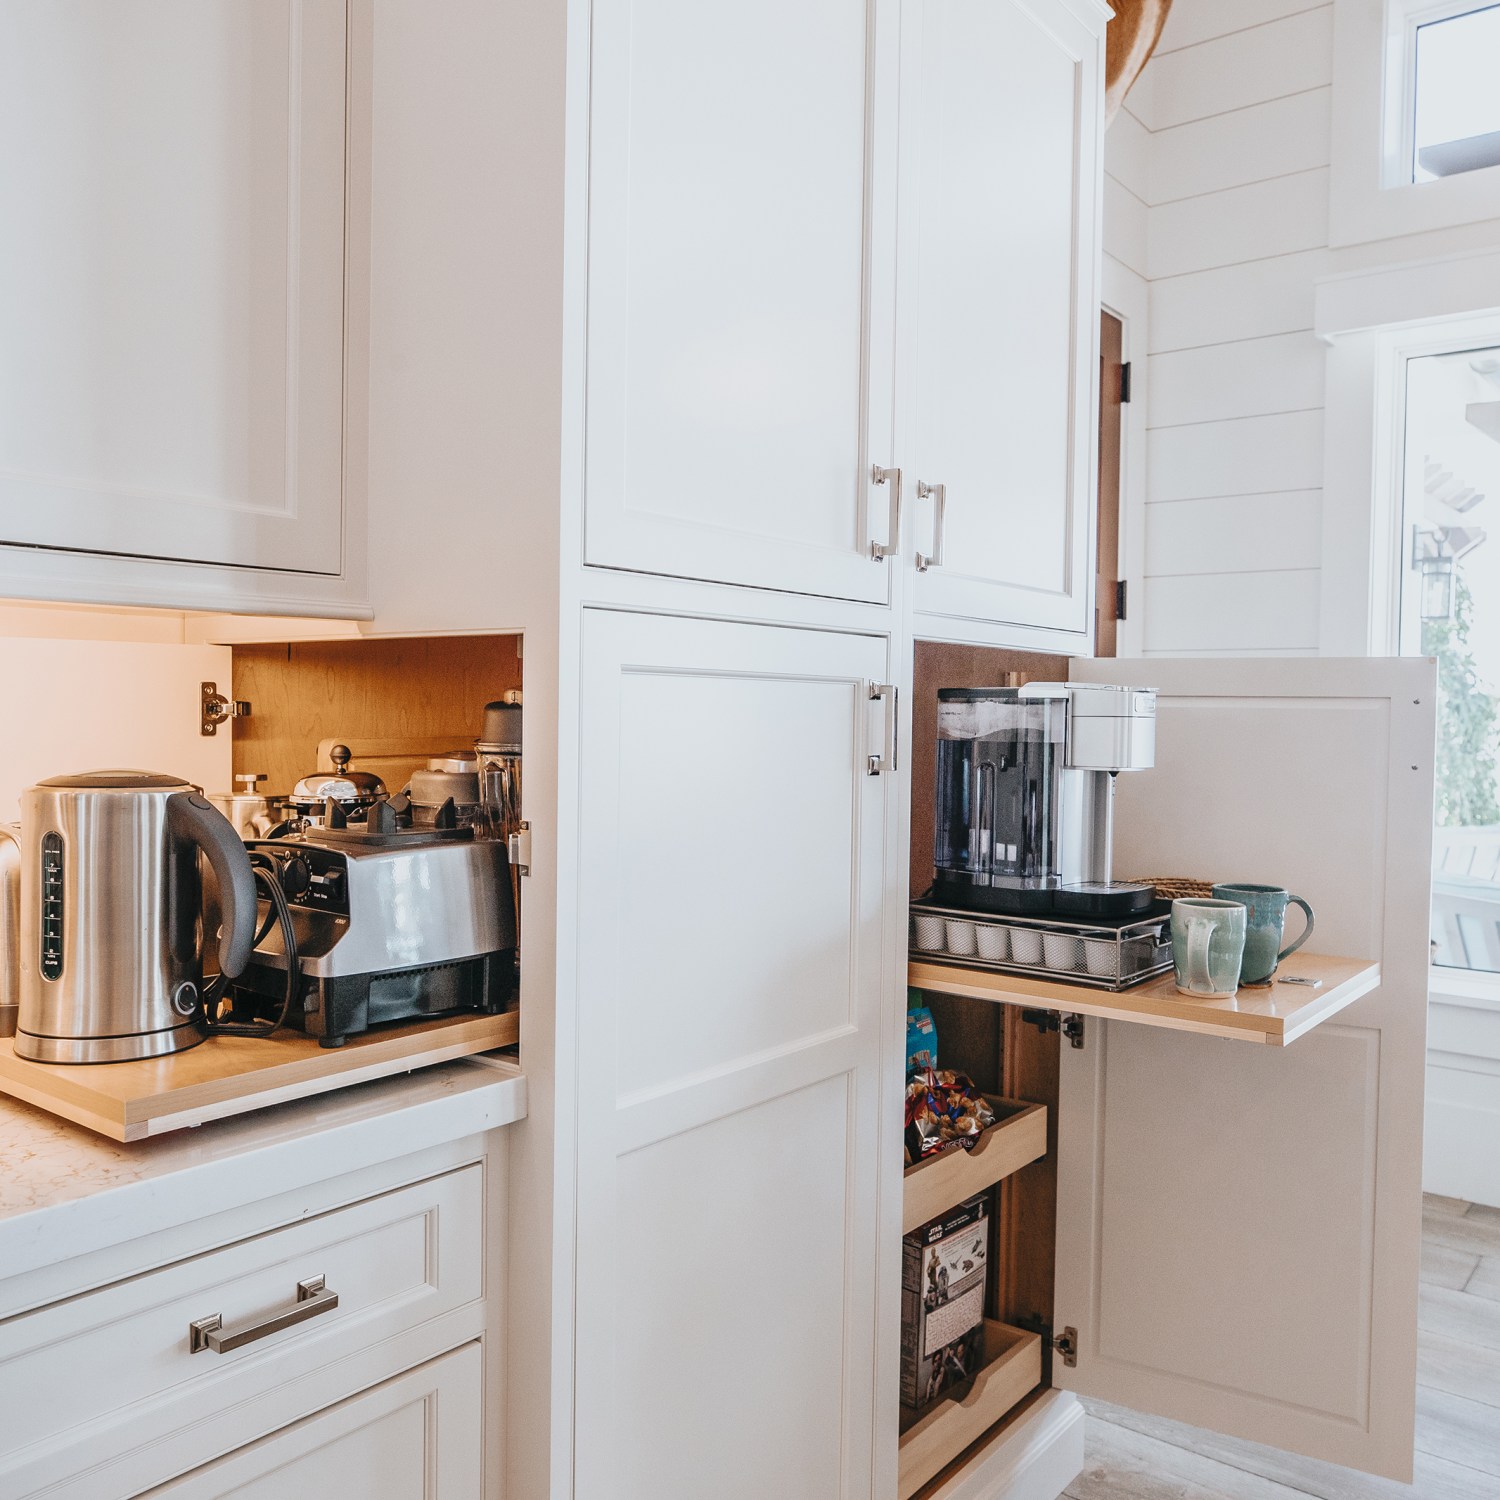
[
  {"xmin": 1170, "ymin": 899, "xmax": 1247, "ymax": 999},
  {"xmin": 1212, "ymin": 883, "xmax": 1315, "ymax": 986}
]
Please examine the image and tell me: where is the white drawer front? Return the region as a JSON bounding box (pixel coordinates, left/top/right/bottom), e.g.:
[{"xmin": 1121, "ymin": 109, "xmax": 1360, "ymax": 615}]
[
  {"xmin": 140, "ymin": 1345, "xmax": 484, "ymax": 1500},
  {"xmin": 0, "ymin": 1165, "xmax": 482, "ymax": 1490}
]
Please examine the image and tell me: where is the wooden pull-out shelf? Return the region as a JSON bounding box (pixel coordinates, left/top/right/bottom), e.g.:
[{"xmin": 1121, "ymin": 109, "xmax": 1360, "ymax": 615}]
[
  {"xmin": 898, "ymin": 1320, "xmax": 1043, "ymax": 1500},
  {"xmin": 903, "ymin": 1097, "xmax": 1046, "ymax": 1235},
  {"xmin": 0, "ymin": 1010, "xmax": 519, "ymax": 1141},
  {"xmin": 908, "ymin": 951, "xmax": 1380, "ymax": 1046}
]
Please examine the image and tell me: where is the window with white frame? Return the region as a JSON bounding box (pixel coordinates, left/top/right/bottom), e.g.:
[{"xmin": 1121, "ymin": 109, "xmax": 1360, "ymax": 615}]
[
  {"xmin": 1330, "ymin": 0, "xmax": 1500, "ymax": 244},
  {"xmin": 1405, "ymin": 2, "xmax": 1500, "ymax": 183},
  {"xmin": 1396, "ymin": 339, "xmax": 1500, "ymax": 972}
]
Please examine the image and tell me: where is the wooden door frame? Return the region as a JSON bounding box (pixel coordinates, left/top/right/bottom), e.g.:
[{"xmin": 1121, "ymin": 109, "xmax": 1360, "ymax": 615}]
[{"xmin": 1101, "ymin": 260, "xmax": 1148, "ymax": 659}]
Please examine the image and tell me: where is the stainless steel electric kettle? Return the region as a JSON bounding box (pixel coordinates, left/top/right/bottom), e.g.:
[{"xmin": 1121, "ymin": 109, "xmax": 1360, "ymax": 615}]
[{"xmin": 14, "ymin": 771, "xmax": 256, "ymax": 1064}]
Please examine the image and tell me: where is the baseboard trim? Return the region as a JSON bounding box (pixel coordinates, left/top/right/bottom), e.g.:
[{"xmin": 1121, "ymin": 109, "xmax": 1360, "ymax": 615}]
[
  {"xmin": 1424, "ymin": 1092, "xmax": 1500, "ymax": 1207},
  {"xmin": 921, "ymin": 1389, "xmax": 1086, "ymax": 1500}
]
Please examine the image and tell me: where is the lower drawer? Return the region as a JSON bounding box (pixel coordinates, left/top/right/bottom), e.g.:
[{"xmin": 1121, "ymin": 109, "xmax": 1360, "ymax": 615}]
[
  {"xmin": 898, "ymin": 1320, "xmax": 1043, "ymax": 1499},
  {"xmin": 139, "ymin": 1344, "xmax": 484, "ymax": 1499},
  {"xmin": 0, "ymin": 1164, "xmax": 483, "ymax": 1493}
]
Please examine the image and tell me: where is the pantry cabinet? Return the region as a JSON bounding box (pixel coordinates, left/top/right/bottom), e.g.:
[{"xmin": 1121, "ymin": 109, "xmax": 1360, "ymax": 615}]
[
  {"xmin": 903, "ymin": 0, "xmax": 1105, "ymax": 644},
  {"xmin": 569, "ymin": 609, "xmax": 900, "ymax": 1497},
  {"xmin": 905, "ymin": 656, "xmax": 1434, "ymax": 1494},
  {"xmin": 0, "ymin": 0, "xmax": 367, "ymax": 616}
]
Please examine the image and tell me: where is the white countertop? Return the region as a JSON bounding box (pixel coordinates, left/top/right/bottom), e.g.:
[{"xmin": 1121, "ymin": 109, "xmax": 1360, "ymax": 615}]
[{"xmin": 0, "ymin": 1057, "xmax": 526, "ymax": 1284}]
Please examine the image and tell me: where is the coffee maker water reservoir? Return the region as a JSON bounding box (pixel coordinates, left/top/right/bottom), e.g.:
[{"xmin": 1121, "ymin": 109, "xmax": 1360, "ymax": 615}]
[{"xmin": 932, "ymin": 683, "xmax": 1157, "ymax": 918}]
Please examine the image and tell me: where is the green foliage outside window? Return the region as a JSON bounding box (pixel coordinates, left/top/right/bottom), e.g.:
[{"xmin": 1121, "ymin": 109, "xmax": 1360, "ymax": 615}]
[{"xmin": 1424, "ymin": 576, "xmax": 1500, "ymax": 828}]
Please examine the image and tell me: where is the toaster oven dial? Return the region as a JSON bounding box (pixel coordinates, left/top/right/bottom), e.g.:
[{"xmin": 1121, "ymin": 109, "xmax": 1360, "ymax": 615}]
[{"xmin": 39, "ymin": 831, "xmax": 64, "ymax": 980}]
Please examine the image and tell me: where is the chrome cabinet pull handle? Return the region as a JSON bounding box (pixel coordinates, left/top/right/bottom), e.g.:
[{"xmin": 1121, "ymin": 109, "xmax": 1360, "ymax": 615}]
[
  {"xmin": 916, "ymin": 481, "xmax": 946, "ymax": 572},
  {"xmin": 189, "ymin": 1275, "xmax": 339, "ymax": 1355},
  {"xmin": 867, "ymin": 682, "xmax": 898, "ymax": 775},
  {"xmin": 869, "ymin": 465, "xmax": 902, "ymax": 560}
]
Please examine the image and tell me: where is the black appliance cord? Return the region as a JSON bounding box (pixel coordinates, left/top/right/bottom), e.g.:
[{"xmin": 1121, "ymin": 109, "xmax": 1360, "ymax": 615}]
[{"xmin": 200, "ymin": 854, "xmax": 300, "ymax": 1037}]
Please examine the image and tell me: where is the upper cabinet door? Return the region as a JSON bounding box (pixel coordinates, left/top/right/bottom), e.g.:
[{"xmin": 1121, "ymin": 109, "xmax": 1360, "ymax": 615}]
[
  {"xmin": 581, "ymin": 0, "xmax": 900, "ymax": 603},
  {"xmin": 906, "ymin": 0, "xmax": 1104, "ymax": 641},
  {"xmin": 0, "ymin": 1, "xmax": 351, "ymax": 576},
  {"xmin": 1054, "ymin": 657, "xmax": 1436, "ymax": 1481}
]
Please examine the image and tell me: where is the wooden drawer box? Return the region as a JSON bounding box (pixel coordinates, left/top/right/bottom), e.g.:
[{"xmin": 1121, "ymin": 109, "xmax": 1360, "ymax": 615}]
[
  {"xmin": 0, "ymin": 1164, "xmax": 483, "ymax": 1496},
  {"xmin": 903, "ymin": 1097, "xmax": 1046, "ymax": 1234},
  {"xmin": 898, "ymin": 1321, "xmax": 1043, "ymax": 1499}
]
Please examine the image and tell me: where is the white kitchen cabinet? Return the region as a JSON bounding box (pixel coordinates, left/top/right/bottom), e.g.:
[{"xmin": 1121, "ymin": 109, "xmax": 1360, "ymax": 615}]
[
  {"xmin": 905, "ymin": 657, "xmax": 1435, "ymax": 1496},
  {"xmin": 0, "ymin": 0, "xmax": 368, "ymax": 615},
  {"xmin": 0, "ymin": 1078, "xmax": 515, "ymax": 1500},
  {"xmin": 579, "ymin": 0, "xmax": 902, "ymax": 604},
  {"xmin": 903, "ymin": 0, "xmax": 1106, "ymax": 644},
  {"xmin": 570, "ymin": 609, "xmax": 898, "ymax": 1497},
  {"xmin": 140, "ymin": 1346, "xmax": 483, "ymax": 1500}
]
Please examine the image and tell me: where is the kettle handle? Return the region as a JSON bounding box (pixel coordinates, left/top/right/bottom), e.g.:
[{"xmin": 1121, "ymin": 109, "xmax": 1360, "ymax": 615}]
[{"xmin": 168, "ymin": 792, "xmax": 256, "ymax": 980}]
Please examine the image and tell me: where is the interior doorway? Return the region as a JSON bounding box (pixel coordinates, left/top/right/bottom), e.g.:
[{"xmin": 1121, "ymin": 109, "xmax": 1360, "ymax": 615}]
[{"xmin": 1096, "ymin": 309, "xmax": 1125, "ymax": 657}]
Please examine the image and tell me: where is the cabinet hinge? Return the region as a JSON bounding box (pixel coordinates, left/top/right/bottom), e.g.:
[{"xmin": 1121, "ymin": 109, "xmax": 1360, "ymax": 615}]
[
  {"xmin": 1119, "ymin": 361, "xmax": 1132, "ymax": 404},
  {"xmin": 1115, "ymin": 579, "xmax": 1128, "ymax": 622},
  {"xmin": 1016, "ymin": 1315, "xmax": 1080, "ymax": 1369},
  {"xmin": 1018, "ymin": 1010, "xmax": 1086, "ymax": 1049},
  {"xmin": 201, "ymin": 682, "xmax": 251, "ymax": 737}
]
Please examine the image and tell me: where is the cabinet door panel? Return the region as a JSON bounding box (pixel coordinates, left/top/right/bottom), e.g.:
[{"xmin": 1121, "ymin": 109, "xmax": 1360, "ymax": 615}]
[
  {"xmin": 908, "ymin": 0, "xmax": 1101, "ymax": 638},
  {"xmin": 141, "ymin": 1346, "xmax": 482, "ymax": 1498},
  {"xmin": 582, "ymin": 0, "xmax": 899, "ymax": 602},
  {"xmin": 1055, "ymin": 657, "xmax": 1435, "ymax": 1481},
  {"xmin": 0, "ymin": 638, "xmax": 230, "ymax": 821},
  {"xmin": 0, "ymin": 1, "xmax": 348, "ymax": 575},
  {"xmin": 573, "ymin": 611, "xmax": 894, "ymax": 1498}
]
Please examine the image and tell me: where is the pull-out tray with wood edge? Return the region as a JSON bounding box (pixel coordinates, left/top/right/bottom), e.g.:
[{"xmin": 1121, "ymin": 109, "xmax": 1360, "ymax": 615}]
[
  {"xmin": 899, "ymin": 1320, "xmax": 1043, "ymax": 1499},
  {"xmin": 903, "ymin": 1097, "xmax": 1046, "ymax": 1235},
  {"xmin": 0, "ymin": 1010, "xmax": 519, "ymax": 1141},
  {"xmin": 908, "ymin": 952, "xmax": 1379, "ymax": 1046}
]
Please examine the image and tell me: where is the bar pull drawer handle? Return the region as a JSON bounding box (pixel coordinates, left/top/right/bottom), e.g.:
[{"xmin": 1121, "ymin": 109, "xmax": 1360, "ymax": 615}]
[
  {"xmin": 869, "ymin": 465, "xmax": 902, "ymax": 560},
  {"xmin": 867, "ymin": 682, "xmax": 898, "ymax": 775},
  {"xmin": 190, "ymin": 1275, "xmax": 338, "ymax": 1355},
  {"xmin": 916, "ymin": 480, "xmax": 946, "ymax": 572}
]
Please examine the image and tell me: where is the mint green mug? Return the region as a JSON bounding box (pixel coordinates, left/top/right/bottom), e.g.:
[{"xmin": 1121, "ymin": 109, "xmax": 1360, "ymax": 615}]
[
  {"xmin": 1170, "ymin": 899, "xmax": 1247, "ymax": 999},
  {"xmin": 1212, "ymin": 883, "xmax": 1315, "ymax": 986}
]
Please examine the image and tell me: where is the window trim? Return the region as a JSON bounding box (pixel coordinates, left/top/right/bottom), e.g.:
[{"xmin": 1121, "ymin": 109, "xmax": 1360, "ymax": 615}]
[
  {"xmin": 1392, "ymin": 0, "xmax": 1500, "ymax": 189},
  {"xmin": 1330, "ymin": 0, "xmax": 1500, "ymax": 247},
  {"xmin": 1387, "ymin": 319, "xmax": 1500, "ymax": 655},
  {"xmin": 1316, "ymin": 260, "xmax": 1500, "ymax": 656}
]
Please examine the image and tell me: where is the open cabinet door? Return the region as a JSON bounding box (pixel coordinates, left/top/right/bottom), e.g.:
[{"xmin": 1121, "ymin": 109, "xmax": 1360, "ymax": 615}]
[
  {"xmin": 1054, "ymin": 656, "xmax": 1435, "ymax": 1481},
  {"xmin": 0, "ymin": 637, "xmax": 232, "ymax": 816}
]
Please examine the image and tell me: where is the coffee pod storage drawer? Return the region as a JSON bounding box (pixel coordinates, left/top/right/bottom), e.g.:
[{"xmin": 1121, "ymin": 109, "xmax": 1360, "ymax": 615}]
[{"xmin": 910, "ymin": 900, "xmax": 1173, "ymax": 992}]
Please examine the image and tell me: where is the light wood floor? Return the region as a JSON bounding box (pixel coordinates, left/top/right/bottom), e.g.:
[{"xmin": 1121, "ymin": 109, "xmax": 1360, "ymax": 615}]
[{"xmin": 1064, "ymin": 1195, "xmax": 1500, "ymax": 1499}]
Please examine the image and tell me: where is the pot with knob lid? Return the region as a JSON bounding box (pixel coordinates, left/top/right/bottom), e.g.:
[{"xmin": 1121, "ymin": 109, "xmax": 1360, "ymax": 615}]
[
  {"xmin": 287, "ymin": 744, "xmax": 387, "ymax": 828},
  {"xmin": 209, "ymin": 773, "xmax": 288, "ymax": 841}
]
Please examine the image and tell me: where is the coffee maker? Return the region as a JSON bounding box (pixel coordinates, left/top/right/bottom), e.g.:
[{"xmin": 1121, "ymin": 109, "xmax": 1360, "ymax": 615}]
[{"xmin": 930, "ymin": 682, "xmax": 1157, "ymax": 918}]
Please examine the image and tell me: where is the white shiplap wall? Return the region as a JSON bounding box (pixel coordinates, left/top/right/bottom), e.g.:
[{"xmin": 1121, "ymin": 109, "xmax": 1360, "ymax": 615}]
[
  {"xmin": 1104, "ymin": 0, "xmax": 1334, "ymax": 656},
  {"xmin": 1103, "ymin": 0, "xmax": 1500, "ymax": 655}
]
